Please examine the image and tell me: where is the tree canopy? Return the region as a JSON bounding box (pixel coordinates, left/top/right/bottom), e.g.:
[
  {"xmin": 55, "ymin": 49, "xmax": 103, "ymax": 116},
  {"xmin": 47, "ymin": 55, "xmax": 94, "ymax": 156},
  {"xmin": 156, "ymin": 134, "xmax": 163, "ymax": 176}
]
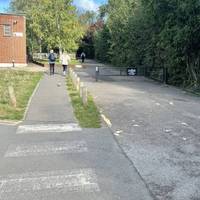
[
  {"xmin": 94, "ymin": 0, "xmax": 200, "ymax": 88},
  {"xmin": 10, "ymin": 0, "xmax": 84, "ymax": 55}
]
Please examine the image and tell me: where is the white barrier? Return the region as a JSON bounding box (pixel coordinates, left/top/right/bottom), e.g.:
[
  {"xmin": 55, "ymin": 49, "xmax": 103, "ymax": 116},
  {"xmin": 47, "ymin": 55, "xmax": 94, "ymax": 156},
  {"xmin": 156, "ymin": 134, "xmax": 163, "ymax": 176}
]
[{"xmin": 68, "ymin": 68, "xmax": 88, "ymax": 105}]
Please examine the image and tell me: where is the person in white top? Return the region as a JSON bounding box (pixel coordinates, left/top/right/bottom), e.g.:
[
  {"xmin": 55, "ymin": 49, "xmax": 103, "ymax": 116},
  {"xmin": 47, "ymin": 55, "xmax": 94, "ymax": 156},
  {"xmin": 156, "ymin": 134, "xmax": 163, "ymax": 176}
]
[{"xmin": 60, "ymin": 52, "xmax": 71, "ymax": 75}]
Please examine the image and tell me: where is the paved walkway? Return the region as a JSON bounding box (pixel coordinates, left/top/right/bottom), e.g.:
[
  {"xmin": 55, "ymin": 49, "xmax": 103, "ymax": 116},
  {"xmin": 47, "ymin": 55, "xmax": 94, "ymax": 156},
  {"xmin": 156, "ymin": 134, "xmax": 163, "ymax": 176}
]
[
  {"xmin": 75, "ymin": 59, "xmax": 200, "ymax": 200},
  {"xmin": 24, "ymin": 73, "xmax": 76, "ymax": 124},
  {"xmin": 0, "ymin": 70, "xmax": 153, "ymax": 200}
]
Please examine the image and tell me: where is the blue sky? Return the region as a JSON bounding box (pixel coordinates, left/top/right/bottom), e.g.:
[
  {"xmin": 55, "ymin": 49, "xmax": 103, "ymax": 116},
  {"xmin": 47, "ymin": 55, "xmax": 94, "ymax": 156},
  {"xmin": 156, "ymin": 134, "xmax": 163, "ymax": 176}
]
[{"xmin": 0, "ymin": 0, "xmax": 107, "ymax": 12}]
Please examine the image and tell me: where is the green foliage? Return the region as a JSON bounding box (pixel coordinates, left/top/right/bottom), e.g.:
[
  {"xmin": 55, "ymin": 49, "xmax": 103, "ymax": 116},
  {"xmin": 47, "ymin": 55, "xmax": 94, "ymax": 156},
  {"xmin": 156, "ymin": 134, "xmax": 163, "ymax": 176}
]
[
  {"xmin": 94, "ymin": 0, "xmax": 200, "ymax": 87},
  {"xmin": 10, "ymin": 0, "xmax": 84, "ymax": 54},
  {"xmin": 94, "ymin": 25, "xmax": 111, "ymax": 62}
]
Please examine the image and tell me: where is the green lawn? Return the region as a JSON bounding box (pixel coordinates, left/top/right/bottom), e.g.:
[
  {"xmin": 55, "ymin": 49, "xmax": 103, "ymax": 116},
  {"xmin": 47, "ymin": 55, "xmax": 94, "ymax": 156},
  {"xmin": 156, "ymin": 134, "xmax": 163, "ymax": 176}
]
[
  {"xmin": 67, "ymin": 77, "xmax": 101, "ymax": 128},
  {"xmin": 0, "ymin": 70, "xmax": 42, "ymax": 121},
  {"xmin": 69, "ymin": 59, "xmax": 81, "ymax": 65}
]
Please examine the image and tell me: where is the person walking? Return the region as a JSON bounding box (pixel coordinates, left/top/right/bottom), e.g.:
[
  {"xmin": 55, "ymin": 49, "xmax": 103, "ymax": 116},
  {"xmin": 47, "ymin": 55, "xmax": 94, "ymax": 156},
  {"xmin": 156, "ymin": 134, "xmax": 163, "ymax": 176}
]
[
  {"xmin": 80, "ymin": 52, "xmax": 86, "ymax": 63},
  {"xmin": 60, "ymin": 52, "xmax": 71, "ymax": 76},
  {"xmin": 48, "ymin": 49, "xmax": 56, "ymax": 75}
]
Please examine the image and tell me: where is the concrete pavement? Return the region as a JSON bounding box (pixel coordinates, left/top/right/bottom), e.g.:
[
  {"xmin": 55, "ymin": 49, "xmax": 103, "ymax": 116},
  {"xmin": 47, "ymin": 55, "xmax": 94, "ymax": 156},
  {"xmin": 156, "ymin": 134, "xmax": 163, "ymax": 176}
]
[
  {"xmin": 0, "ymin": 70, "xmax": 154, "ymax": 200},
  {"xmin": 75, "ymin": 59, "xmax": 200, "ymax": 200}
]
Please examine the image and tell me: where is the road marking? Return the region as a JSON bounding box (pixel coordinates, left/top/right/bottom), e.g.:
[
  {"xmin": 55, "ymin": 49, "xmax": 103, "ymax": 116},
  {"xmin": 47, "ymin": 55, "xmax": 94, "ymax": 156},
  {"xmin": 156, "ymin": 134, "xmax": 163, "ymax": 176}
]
[
  {"xmin": 101, "ymin": 114, "xmax": 112, "ymax": 127},
  {"xmin": 16, "ymin": 123, "xmax": 82, "ymax": 134},
  {"xmin": 0, "ymin": 169, "xmax": 100, "ymax": 198},
  {"xmin": 5, "ymin": 141, "xmax": 88, "ymax": 157}
]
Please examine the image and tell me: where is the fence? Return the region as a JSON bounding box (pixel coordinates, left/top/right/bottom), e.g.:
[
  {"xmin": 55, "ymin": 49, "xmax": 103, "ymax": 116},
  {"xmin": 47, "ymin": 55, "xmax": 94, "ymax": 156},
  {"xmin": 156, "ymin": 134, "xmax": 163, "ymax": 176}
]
[
  {"xmin": 145, "ymin": 67, "xmax": 168, "ymax": 84},
  {"xmin": 95, "ymin": 66, "xmax": 168, "ymax": 84},
  {"xmin": 33, "ymin": 53, "xmax": 48, "ymax": 60},
  {"xmin": 33, "ymin": 53, "xmax": 76, "ymax": 60}
]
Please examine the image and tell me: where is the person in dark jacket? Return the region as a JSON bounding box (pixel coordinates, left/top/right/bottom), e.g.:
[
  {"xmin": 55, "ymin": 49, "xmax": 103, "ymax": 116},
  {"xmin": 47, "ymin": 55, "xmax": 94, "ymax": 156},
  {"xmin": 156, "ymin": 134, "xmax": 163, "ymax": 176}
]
[
  {"xmin": 48, "ymin": 49, "xmax": 56, "ymax": 75},
  {"xmin": 81, "ymin": 52, "xmax": 86, "ymax": 63}
]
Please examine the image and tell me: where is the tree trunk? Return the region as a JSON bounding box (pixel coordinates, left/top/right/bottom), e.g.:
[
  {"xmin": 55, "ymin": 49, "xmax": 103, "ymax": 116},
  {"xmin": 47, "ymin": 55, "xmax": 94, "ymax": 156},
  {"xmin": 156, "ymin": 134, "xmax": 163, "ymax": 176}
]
[{"xmin": 186, "ymin": 55, "xmax": 198, "ymax": 87}]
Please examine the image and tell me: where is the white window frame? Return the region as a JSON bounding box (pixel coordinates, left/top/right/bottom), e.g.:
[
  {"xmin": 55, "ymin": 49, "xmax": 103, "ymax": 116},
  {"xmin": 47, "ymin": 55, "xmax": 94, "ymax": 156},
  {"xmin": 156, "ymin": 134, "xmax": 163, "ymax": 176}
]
[{"xmin": 3, "ymin": 24, "xmax": 12, "ymax": 36}]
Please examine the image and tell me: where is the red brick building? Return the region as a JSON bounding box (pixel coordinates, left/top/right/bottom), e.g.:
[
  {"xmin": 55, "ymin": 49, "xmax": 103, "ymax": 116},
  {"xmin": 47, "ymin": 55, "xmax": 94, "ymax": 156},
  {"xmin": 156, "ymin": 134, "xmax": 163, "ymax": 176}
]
[{"xmin": 0, "ymin": 13, "xmax": 27, "ymax": 67}]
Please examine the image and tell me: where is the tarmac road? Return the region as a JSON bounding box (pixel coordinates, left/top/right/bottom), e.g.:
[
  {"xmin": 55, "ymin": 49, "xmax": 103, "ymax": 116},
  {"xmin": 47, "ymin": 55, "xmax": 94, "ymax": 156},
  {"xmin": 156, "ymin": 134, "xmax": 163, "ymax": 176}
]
[{"xmin": 75, "ymin": 59, "xmax": 200, "ymax": 200}]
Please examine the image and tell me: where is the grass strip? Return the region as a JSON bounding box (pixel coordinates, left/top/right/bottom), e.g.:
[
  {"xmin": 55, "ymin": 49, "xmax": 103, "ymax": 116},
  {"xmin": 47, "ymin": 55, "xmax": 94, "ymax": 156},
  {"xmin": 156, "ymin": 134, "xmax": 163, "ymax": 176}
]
[
  {"xmin": 0, "ymin": 70, "xmax": 42, "ymax": 121},
  {"xmin": 67, "ymin": 77, "xmax": 101, "ymax": 128}
]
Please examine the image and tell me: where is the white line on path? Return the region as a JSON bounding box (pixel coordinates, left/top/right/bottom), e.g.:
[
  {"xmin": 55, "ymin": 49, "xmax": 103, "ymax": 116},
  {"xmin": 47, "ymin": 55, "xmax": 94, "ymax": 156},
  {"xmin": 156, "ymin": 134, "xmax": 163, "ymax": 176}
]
[
  {"xmin": 16, "ymin": 123, "xmax": 82, "ymax": 134},
  {"xmin": 5, "ymin": 141, "xmax": 88, "ymax": 157},
  {"xmin": 101, "ymin": 114, "xmax": 112, "ymax": 127},
  {"xmin": 0, "ymin": 169, "xmax": 100, "ymax": 198}
]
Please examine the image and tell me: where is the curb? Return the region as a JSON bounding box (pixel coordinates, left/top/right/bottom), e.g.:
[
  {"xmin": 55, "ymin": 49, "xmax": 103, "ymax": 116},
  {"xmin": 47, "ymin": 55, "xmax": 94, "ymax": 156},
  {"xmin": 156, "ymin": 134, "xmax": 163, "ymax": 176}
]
[
  {"xmin": 22, "ymin": 74, "xmax": 43, "ymax": 121},
  {"xmin": 0, "ymin": 120, "xmax": 22, "ymax": 126},
  {"xmin": 100, "ymin": 113, "xmax": 112, "ymax": 128}
]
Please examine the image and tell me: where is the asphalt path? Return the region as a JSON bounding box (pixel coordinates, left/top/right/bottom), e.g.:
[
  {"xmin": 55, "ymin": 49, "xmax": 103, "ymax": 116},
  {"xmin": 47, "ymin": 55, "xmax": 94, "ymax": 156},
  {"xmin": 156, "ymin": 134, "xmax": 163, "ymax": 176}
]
[
  {"xmin": 75, "ymin": 60, "xmax": 200, "ymax": 200},
  {"xmin": 0, "ymin": 70, "xmax": 153, "ymax": 200}
]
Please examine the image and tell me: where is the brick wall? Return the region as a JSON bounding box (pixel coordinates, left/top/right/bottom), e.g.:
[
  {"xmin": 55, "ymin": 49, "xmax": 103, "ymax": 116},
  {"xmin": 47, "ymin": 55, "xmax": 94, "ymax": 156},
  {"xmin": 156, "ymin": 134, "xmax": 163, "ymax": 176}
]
[{"xmin": 0, "ymin": 14, "xmax": 26, "ymax": 65}]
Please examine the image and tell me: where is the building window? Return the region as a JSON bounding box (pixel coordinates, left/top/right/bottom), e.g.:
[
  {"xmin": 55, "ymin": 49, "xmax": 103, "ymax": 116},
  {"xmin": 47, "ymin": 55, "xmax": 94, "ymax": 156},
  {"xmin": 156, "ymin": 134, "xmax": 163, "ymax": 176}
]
[{"xmin": 3, "ymin": 25, "xmax": 12, "ymax": 36}]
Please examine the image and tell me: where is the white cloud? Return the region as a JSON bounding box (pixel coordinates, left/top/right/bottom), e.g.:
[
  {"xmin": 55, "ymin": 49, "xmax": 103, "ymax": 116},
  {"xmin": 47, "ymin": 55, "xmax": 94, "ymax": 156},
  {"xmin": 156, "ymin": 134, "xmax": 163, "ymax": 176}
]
[{"xmin": 74, "ymin": 0, "xmax": 100, "ymax": 11}]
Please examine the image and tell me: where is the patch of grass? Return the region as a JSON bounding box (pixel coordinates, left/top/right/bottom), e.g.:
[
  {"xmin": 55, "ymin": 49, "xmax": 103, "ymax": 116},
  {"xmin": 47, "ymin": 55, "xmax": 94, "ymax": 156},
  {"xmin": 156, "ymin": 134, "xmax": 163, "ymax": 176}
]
[
  {"xmin": 0, "ymin": 70, "xmax": 42, "ymax": 120},
  {"xmin": 67, "ymin": 77, "xmax": 101, "ymax": 128},
  {"xmin": 69, "ymin": 59, "xmax": 81, "ymax": 65}
]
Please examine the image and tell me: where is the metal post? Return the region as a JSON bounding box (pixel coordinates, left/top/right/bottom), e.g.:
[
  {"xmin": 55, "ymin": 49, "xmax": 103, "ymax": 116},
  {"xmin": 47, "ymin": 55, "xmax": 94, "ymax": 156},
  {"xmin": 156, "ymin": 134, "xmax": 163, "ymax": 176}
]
[
  {"xmin": 163, "ymin": 67, "xmax": 168, "ymax": 84},
  {"xmin": 96, "ymin": 67, "xmax": 99, "ymax": 82},
  {"xmin": 76, "ymin": 77, "xmax": 80, "ymax": 91},
  {"xmin": 12, "ymin": 60, "xmax": 15, "ymax": 68}
]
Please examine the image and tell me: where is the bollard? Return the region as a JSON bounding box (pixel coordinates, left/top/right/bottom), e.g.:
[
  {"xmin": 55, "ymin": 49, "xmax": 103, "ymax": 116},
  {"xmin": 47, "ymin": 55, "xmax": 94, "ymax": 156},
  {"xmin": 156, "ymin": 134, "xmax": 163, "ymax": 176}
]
[
  {"xmin": 73, "ymin": 72, "xmax": 77, "ymax": 87},
  {"xmin": 12, "ymin": 60, "xmax": 15, "ymax": 68},
  {"xmin": 74, "ymin": 74, "xmax": 78, "ymax": 86},
  {"xmin": 80, "ymin": 82, "xmax": 84, "ymax": 97},
  {"xmin": 8, "ymin": 86, "xmax": 17, "ymax": 107},
  {"xmin": 76, "ymin": 77, "xmax": 80, "ymax": 91},
  {"xmin": 82, "ymin": 86, "xmax": 88, "ymax": 105},
  {"xmin": 96, "ymin": 67, "xmax": 99, "ymax": 82},
  {"xmin": 163, "ymin": 67, "xmax": 168, "ymax": 84},
  {"xmin": 72, "ymin": 72, "xmax": 76, "ymax": 85}
]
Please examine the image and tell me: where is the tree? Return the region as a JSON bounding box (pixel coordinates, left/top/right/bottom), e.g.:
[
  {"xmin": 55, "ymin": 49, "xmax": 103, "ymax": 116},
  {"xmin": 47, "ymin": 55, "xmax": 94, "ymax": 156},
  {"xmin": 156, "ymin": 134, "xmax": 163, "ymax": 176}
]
[
  {"xmin": 10, "ymin": 0, "xmax": 84, "ymax": 55},
  {"xmin": 94, "ymin": 24, "xmax": 111, "ymax": 62},
  {"xmin": 93, "ymin": 0, "xmax": 200, "ymax": 88}
]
